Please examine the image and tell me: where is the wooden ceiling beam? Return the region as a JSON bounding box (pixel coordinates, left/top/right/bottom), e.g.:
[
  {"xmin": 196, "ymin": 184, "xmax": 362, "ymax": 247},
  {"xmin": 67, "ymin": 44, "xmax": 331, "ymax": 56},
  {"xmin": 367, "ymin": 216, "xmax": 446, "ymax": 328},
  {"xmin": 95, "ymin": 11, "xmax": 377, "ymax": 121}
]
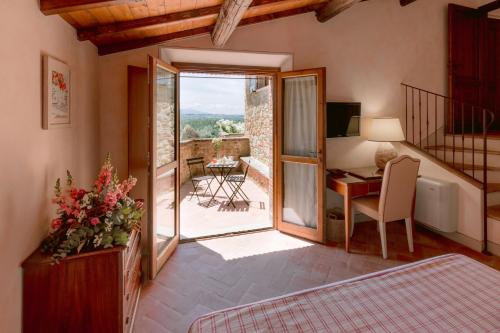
[
  {"xmin": 78, "ymin": 0, "xmax": 283, "ymax": 41},
  {"xmin": 40, "ymin": 0, "xmax": 135, "ymax": 15},
  {"xmin": 98, "ymin": 3, "xmax": 323, "ymax": 55},
  {"xmin": 78, "ymin": 5, "xmax": 220, "ymax": 41},
  {"xmin": 478, "ymin": 0, "xmax": 500, "ymax": 13},
  {"xmin": 211, "ymin": 0, "xmax": 254, "ymax": 47},
  {"xmin": 400, "ymin": 0, "xmax": 417, "ymax": 6},
  {"xmin": 315, "ymin": 0, "xmax": 364, "ymax": 23}
]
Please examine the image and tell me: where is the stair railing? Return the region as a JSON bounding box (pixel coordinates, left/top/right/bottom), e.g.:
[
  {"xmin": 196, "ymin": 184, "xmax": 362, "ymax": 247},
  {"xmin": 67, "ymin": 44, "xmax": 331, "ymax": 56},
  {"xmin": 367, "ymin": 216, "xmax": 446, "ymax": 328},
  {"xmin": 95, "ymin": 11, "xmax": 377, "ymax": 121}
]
[{"xmin": 401, "ymin": 83, "xmax": 494, "ymax": 254}]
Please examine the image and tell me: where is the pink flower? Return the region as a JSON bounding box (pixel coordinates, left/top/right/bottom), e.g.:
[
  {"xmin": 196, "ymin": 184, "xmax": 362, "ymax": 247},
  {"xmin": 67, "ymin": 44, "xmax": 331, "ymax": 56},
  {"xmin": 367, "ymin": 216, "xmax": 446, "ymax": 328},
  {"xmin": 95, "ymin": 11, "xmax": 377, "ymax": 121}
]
[
  {"xmin": 104, "ymin": 191, "xmax": 118, "ymax": 207},
  {"xmin": 70, "ymin": 188, "xmax": 87, "ymax": 200},
  {"xmin": 51, "ymin": 218, "xmax": 63, "ymax": 230},
  {"xmin": 95, "ymin": 167, "xmax": 112, "ymax": 192},
  {"xmin": 90, "ymin": 217, "xmax": 100, "ymax": 226},
  {"xmin": 119, "ymin": 177, "xmax": 137, "ymax": 196}
]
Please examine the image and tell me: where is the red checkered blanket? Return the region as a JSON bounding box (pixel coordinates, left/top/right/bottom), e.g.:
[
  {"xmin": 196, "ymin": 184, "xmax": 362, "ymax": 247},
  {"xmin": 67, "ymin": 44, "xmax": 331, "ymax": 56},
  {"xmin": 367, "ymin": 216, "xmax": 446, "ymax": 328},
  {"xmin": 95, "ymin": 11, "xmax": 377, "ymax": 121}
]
[{"xmin": 188, "ymin": 254, "xmax": 500, "ymax": 333}]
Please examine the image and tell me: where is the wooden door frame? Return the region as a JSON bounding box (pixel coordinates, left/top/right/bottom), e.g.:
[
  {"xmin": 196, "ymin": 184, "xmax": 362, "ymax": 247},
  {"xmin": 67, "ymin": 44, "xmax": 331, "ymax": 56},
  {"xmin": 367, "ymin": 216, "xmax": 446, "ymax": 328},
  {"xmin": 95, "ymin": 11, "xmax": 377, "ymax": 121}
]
[
  {"xmin": 148, "ymin": 55, "xmax": 181, "ymax": 279},
  {"xmin": 274, "ymin": 68, "xmax": 326, "ymax": 243}
]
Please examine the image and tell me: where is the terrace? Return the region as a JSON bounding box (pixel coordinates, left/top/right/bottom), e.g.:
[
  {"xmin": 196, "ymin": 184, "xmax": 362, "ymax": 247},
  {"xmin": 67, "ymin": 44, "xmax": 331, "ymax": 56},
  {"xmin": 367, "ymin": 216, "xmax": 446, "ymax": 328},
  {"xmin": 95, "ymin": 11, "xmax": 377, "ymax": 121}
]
[
  {"xmin": 175, "ymin": 78, "xmax": 274, "ymax": 240},
  {"xmin": 177, "ymin": 137, "xmax": 273, "ymax": 240}
]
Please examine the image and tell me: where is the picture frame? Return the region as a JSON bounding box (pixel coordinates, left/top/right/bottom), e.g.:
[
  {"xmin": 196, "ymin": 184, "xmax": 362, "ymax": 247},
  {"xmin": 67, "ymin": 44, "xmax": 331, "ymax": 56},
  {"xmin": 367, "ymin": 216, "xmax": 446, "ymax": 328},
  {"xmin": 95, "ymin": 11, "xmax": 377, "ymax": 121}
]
[{"xmin": 43, "ymin": 55, "xmax": 71, "ymax": 129}]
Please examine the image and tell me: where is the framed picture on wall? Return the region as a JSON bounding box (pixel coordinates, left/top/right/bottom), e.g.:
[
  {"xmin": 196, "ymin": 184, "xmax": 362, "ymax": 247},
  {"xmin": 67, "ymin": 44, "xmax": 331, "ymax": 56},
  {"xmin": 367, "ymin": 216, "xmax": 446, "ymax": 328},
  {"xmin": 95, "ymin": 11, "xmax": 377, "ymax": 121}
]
[{"xmin": 43, "ymin": 55, "xmax": 70, "ymax": 129}]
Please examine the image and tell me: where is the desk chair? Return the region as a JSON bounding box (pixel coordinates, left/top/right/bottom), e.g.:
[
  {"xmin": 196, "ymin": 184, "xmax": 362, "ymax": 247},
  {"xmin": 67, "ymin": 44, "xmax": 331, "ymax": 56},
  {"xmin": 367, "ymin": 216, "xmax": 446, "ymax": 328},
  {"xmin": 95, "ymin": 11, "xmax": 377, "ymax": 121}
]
[{"xmin": 351, "ymin": 155, "xmax": 420, "ymax": 259}]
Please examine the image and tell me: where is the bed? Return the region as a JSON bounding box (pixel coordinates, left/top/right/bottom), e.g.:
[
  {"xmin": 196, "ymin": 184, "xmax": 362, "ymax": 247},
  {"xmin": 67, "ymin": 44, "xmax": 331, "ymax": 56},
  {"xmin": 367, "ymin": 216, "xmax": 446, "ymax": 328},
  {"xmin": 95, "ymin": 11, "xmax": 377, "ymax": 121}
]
[{"xmin": 188, "ymin": 254, "xmax": 500, "ymax": 333}]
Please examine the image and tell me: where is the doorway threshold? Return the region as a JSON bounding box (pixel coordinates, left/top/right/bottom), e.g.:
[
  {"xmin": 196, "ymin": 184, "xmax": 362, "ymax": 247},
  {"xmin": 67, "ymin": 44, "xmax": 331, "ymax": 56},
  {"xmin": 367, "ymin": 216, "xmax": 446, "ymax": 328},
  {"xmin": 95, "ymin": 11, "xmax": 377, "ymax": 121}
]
[{"xmin": 179, "ymin": 227, "xmax": 274, "ymax": 244}]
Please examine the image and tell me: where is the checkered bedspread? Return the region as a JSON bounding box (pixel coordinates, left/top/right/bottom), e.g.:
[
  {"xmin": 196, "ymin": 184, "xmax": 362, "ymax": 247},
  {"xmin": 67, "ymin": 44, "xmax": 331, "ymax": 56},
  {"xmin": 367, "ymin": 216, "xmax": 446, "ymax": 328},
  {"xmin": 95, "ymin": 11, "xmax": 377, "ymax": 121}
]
[{"xmin": 188, "ymin": 254, "xmax": 500, "ymax": 333}]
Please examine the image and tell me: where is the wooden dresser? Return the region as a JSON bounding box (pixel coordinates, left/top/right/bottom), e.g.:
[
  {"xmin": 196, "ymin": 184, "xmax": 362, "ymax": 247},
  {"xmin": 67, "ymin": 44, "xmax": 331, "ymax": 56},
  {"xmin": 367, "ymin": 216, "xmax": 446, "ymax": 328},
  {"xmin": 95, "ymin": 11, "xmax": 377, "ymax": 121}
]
[{"xmin": 22, "ymin": 230, "xmax": 141, "ymax": 333}]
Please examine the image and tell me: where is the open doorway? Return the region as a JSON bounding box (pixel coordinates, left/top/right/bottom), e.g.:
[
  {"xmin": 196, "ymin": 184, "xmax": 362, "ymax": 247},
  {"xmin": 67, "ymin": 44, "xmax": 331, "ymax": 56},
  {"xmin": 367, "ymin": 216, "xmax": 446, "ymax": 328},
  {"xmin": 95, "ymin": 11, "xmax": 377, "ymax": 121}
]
[{"xmin": 178, "ymin": 71, "xmax": 274, "ymax": 240}]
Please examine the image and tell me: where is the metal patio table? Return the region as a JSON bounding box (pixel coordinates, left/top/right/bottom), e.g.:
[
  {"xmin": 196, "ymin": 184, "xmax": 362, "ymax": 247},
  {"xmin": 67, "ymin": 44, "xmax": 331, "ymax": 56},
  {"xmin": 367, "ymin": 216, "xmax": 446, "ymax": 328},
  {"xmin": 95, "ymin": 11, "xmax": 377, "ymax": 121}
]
[{"xmin": 206, "ymin": 160, "xmax": 239, "ymax": 206}]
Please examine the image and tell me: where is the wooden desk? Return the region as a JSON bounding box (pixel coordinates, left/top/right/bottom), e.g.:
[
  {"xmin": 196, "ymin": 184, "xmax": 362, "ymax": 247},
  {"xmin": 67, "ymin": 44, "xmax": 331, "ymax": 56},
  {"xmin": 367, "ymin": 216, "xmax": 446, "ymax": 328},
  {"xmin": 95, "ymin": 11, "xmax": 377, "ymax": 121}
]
[{"xmin": 327, "ymin": 171, "xmax": 383, "ymax": 252}]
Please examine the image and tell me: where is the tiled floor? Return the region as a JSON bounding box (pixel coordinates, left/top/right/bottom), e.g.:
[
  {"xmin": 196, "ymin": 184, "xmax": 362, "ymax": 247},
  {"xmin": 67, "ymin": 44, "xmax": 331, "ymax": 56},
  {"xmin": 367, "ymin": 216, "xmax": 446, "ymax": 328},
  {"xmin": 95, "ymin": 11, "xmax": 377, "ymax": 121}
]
[
  {"xmin": 133, "ymin": 223, "xmax": 500, "ymax": 333},
  {"xmin": 179, "ymin": 177, "xmax": 272, "ymax": 240}
]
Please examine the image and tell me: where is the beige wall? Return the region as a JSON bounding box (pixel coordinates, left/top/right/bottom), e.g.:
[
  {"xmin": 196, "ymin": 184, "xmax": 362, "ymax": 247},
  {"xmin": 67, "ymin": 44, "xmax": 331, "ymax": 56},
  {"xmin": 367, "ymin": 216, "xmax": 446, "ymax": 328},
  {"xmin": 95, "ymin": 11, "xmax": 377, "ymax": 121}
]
[{"xmin": 0, "ymin": 1, "xmax": 99, "ymax": 331}]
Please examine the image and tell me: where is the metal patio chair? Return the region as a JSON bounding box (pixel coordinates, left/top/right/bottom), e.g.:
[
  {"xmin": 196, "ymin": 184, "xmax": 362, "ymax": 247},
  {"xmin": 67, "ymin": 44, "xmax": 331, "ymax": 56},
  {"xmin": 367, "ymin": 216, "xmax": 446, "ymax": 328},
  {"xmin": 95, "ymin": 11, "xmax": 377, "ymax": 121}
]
[
  {"xmin": 186, "ymin": 157, "xmax": 215, "ymax": 203},
  {"xmin": 226, "ymin": 162, "xmax": 251, "ymax": 207}
]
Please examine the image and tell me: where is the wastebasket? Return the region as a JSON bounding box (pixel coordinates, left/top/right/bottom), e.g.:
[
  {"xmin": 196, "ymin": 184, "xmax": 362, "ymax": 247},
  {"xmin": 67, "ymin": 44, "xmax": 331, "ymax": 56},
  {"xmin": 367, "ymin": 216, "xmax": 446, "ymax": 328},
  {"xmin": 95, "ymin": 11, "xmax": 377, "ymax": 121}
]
[{"xmin": 326, "ymin": 208, "xmax": 345, "ymax": 243}]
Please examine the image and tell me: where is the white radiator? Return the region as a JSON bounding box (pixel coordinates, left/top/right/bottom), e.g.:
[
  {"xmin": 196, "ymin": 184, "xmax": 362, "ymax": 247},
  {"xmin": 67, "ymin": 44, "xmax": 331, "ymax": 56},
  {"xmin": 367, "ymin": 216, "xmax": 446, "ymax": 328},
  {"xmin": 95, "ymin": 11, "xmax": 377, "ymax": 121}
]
[{"xmin": 415, "ymin": 177, "xmax": 458, "ymax": 233}]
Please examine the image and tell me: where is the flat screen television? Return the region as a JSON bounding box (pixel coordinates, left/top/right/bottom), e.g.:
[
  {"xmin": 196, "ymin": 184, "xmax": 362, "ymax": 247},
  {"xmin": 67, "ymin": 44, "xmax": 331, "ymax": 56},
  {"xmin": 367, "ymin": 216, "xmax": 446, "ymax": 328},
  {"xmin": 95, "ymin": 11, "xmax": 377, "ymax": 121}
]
[{"xmin": 326, "ymin": 102, "xmax": 361, "ymax": 138}]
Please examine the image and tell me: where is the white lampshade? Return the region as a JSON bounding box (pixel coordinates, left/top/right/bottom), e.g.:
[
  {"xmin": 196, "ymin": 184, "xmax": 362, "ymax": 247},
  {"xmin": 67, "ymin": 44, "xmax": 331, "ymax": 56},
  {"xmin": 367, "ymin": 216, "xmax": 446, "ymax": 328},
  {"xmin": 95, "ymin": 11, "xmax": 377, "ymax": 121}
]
[{"xmin": 367, "ymin": 117, "xmax": 405, "ymax": 142}]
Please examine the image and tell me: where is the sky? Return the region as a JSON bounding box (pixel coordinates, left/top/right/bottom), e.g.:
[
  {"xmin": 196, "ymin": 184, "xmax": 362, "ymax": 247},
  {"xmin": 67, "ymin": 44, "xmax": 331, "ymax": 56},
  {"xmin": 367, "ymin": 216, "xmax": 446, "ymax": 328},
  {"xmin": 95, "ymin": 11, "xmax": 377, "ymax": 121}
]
[{"xmin": 180, "ymin": 73, "xmax": 245, "ymax": 115}]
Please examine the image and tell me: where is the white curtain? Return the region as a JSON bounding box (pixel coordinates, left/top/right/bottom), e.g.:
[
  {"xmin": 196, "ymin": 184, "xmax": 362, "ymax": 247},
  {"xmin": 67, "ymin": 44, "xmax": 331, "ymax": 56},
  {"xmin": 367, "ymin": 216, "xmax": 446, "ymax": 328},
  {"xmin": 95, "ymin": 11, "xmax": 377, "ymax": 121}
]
[{"xmin": 282, "ymin": 76, "xmax": 317, "ymax": 228}]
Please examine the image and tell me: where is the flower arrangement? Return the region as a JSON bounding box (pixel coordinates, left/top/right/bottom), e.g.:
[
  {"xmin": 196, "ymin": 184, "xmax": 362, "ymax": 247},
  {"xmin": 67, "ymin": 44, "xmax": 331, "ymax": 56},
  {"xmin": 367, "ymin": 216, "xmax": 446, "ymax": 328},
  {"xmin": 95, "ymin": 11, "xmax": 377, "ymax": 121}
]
[
  {"xmin": 212, "ymin": 137, "xmax": 223, "ymax": 158},
  {"xmin": 42, "ymin": 155, "xmax": 144, "ymax": 260}
]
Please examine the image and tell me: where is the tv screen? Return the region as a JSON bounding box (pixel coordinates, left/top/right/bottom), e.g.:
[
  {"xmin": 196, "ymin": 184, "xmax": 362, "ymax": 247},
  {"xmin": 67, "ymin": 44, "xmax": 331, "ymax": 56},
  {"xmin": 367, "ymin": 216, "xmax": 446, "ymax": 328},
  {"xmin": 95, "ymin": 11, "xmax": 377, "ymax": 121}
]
[{"xmin": 326, "ymin": 102, "xmax": 361, "ymax": 138}]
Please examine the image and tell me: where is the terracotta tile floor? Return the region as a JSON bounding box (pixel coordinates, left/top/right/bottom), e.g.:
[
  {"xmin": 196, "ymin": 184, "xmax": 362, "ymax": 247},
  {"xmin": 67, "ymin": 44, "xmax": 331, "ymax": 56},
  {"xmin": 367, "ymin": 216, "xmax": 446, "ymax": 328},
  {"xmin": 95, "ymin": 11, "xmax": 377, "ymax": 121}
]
[
  {"xmin": 179, "ymin": 177, "xmax": 272, "ymax": 240},
  {"xmin": 133, "ymin": 223, "xmax": 500, "ymax": 333}
]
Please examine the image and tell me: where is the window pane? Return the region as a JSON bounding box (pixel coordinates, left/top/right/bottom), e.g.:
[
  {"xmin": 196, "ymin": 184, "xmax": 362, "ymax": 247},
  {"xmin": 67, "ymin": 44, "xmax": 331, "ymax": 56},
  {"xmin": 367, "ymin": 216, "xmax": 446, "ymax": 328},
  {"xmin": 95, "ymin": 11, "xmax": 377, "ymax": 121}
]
[
  {"xmin": 283, "ymin": 76, "xmax": 317, "ymax": 157},
  {"xmin": 156, "ymin": 169, "xmax": 176, "ymax": 254},
  {"xmin": 282, "ymin": 163, "xmax": 317, "ymax": 228},
  {"xmin": 157, "ymin": 66, "xmax": 176, "ymax": 167}
]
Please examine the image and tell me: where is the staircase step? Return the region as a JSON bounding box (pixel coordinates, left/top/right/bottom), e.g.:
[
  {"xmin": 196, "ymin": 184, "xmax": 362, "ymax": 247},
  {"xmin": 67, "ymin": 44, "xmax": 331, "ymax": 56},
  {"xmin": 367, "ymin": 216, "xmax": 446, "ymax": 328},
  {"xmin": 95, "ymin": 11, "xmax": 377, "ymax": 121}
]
[
  {"xmin": 487, "ymin": 183, "xmax": 500, "ymax": 193},
  {"xmin": 447, "ymin": 163, "xmax": 500, "ymax": 171},
  {"xmin": 487, "ymin": 204, "xmax": 500, "ymax": 221},
  {"xmin": 424, "ymin": 145, "xmax": 500, "ymax": 155}
]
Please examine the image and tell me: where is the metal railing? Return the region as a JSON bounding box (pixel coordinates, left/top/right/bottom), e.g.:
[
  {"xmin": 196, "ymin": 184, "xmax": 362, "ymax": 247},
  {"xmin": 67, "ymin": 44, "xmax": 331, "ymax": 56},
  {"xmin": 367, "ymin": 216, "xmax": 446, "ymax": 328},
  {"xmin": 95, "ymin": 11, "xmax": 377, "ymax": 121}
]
[{"xmin": 402, "ymin": 83, "xmax": 494, "ymax": 254}]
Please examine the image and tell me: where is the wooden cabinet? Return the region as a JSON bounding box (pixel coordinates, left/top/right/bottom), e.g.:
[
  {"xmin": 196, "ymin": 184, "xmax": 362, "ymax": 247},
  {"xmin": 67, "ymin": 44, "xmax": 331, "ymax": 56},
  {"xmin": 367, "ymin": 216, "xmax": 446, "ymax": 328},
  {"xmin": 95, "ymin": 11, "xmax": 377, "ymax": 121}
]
[{"xmin": 22, "ymin": 230, "xmax": 141, "ymax": 333}]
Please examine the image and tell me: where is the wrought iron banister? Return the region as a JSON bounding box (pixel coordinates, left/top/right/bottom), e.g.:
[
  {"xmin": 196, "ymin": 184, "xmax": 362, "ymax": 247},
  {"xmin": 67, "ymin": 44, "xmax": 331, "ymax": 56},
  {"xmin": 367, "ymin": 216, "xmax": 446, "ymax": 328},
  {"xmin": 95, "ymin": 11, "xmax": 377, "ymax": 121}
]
[{"xmin": 401, "ymin": 83, "xmax": 494, "ymax": 254}]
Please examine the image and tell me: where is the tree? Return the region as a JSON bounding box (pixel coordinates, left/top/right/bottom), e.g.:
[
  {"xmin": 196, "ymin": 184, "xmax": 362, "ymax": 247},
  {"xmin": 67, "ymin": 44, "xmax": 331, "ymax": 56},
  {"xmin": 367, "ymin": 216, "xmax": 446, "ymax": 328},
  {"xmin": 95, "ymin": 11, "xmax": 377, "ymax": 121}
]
[{"xmin": 181, "ymin": 124, "xmax": 200, "ymax": 140}]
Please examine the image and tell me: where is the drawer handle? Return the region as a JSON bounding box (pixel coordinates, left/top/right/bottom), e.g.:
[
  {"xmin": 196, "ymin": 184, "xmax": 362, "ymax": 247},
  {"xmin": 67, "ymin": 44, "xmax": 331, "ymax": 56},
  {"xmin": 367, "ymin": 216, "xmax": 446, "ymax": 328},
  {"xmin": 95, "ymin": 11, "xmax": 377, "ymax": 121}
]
[
  {"xmin": 126, "ymin": 316, "xmax": 130, "ymax": 325},
  {"xmin": 126, "ymin": 293, "xmax": 130, "ymax": 301}
]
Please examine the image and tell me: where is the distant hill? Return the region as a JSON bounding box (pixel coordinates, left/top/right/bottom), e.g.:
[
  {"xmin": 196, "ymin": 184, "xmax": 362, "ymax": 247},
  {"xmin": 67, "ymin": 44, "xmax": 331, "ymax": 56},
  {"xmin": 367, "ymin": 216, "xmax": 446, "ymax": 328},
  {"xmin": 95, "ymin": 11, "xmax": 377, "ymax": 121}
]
[{"xmin": 180, "ymin": 107, "xmax": 207, "ymax": 115}]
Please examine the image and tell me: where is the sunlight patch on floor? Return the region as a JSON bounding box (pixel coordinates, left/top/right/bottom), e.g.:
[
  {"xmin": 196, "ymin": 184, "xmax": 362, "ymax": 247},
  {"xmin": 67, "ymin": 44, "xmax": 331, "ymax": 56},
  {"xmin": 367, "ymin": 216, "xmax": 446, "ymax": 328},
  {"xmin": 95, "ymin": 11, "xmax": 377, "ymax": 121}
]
[{"xmin": 195, "ymin": 230, "xmax": 314, "ymax": 260}]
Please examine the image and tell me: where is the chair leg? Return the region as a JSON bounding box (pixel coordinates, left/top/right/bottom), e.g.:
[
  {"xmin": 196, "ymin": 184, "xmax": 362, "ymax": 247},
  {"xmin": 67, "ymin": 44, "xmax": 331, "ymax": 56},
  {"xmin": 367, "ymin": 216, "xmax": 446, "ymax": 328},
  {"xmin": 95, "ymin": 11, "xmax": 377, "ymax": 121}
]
[
  {"xmin": 405, "ymin": 217, "xmax": 414, "ymax": 253},
  {"xmin": 190, "ymin": 181, "xmax": 200, "ymax": 202},
  {"xmin": 379, "ymin": 221, "xmax": 388, "ymax": 259},
  {"xmin": 238, "ymin": 186, "xmax": 250, "ymax": 201},
  {"xmin": 350, "ymin": 209, "xmax": 355, "ymax": 238}
]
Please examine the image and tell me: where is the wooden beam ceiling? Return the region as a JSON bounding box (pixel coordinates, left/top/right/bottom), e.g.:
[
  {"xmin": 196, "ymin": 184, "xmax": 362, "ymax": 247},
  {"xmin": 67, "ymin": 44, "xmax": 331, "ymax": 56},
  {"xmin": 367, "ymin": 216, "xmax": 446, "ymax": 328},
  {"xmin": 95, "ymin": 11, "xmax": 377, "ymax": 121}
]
[
  {"xmin": 212, "ymin": 0, "xmax": 253, "ymax": 47},
  {"xmin": 78, "ymin": 0, "xmax": 284, "ymax": 42},
  {"xmin": 400, "ymin": 0, "xmax": 417, "ymax": 6},
  {"xmin": 77, "ymin": 5, "xmax": 220, "ymax": 41},
  {"xmin": 40, "ymin": 0, "xmax": 134, "ymax": 15},
  {"xmin": 478, "ymin": 0, "xmax": 500, "ymax": 13},
  {"xmin": 315, "ymin": 0, "xmax": 363, "ymax": 23},
  {"xmin": 98, "ymin": 3, "xmax": 323, "ymax": 55}
]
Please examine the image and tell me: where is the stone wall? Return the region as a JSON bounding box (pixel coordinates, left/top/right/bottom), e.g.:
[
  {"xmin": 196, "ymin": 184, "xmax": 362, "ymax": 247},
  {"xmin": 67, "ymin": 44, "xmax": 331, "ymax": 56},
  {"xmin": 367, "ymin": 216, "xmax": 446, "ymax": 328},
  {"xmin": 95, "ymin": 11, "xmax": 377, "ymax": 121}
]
[
  {"xmin": 244, "ymin": 82, "xmax": 273, "ymax": 168},
  {"xmin": 157, "ymin": 102, "xmax": 175, "ymax": 167},
  {"xmin": 179, "ymin": 137, "xmax": 250, "ymax": 184}
]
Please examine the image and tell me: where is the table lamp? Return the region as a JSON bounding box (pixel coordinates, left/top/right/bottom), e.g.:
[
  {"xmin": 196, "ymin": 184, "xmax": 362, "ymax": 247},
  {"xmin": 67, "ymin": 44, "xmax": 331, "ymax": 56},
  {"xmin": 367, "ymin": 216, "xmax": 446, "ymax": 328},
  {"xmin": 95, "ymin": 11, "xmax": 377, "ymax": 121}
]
[{"xmin": 368, "ymin": 117, "xmax": 405, "ymax": 170}]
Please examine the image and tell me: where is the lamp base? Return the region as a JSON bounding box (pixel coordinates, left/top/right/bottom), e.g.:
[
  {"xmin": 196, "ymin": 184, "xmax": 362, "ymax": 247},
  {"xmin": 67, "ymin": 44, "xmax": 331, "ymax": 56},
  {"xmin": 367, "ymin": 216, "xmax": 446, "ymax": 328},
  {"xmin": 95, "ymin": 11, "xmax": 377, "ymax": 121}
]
[{"xmin": 374, "ymin": 142, "xmax": 398, "ymax": 170}]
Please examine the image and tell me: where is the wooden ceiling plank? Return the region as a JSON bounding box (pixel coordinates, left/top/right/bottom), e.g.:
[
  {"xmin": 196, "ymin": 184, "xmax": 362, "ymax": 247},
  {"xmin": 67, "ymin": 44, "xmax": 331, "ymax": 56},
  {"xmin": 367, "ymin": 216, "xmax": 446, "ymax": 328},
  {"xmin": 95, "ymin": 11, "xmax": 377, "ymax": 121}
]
[
  {"xmin": 400, "ymin": 0, "xmax": 417, "ymax": 6},
  {"xmin": 40, "ymin": 0, "xmax": 139, "ymax": 15},
  {"xmin": 107, "ymin": 4, "xmax": 135, "ymax": 21},
  {"xmin": 98, "ymin": 3, "xmax": 322, "ymax": 55},
  {"xmin": 211, "ymin": 0, "xmax": 253, "ymax": 47},
  {"xmin": 79, "ymin": 5, "xmax": 221, "ymax": 40},
  {"xmin": 78, "ymin": 0, "xmax": 283, "ymax": 41},
  {"xmin": 315, "ymin": 0, "xmax": 363, "ymax": 23},
  {"xmin": 478, "ymin": 0, "xmax": 500, "ymax": 13}
]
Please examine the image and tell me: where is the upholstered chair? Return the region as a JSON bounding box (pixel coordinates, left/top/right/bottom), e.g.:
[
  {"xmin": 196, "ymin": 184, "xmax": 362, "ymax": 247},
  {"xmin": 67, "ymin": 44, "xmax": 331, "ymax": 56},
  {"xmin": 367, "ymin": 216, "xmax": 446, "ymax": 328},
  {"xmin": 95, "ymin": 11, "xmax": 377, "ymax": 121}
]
[{"xmin": 351, "ymin": 155, "xmax": 420, "ymax": 259}]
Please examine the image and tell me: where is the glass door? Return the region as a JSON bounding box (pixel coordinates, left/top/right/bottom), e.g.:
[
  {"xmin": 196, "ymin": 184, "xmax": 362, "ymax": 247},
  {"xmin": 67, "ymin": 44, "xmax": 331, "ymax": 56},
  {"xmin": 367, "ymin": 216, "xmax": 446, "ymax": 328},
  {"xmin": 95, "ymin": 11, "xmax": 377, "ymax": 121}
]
[
  {"xmin": 275, "ymin": 68, "xmax": 326, "ymax": 243},
  {"xmin": 148, "ymin": 56, "xmax": 180, "ymax": 278}
]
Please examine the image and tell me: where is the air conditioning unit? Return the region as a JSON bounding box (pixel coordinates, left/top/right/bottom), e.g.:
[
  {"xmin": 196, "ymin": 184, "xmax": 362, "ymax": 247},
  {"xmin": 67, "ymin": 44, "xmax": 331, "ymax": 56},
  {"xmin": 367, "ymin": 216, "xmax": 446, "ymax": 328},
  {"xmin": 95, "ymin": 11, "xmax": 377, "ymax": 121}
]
[{"xmin": 415, "ymin": 177, "xmax": 457, "ymax": 233}]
